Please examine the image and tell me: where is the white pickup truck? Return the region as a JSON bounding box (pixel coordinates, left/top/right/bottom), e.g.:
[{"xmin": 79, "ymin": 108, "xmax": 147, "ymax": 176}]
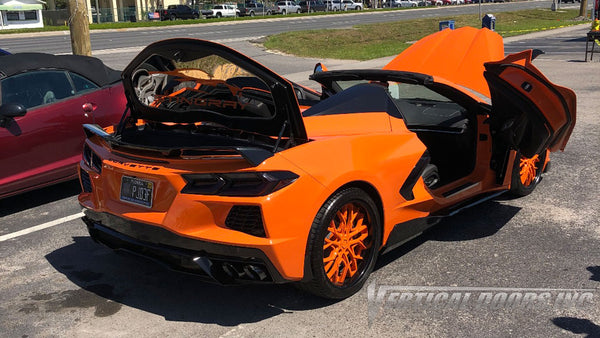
[
  {"xmin": 208, "ymin": 4, "xmax": 240, "ymax": 18},
  {"xmin": 274, "ymin": 0, "xmax": 301, "ymax": 14}
]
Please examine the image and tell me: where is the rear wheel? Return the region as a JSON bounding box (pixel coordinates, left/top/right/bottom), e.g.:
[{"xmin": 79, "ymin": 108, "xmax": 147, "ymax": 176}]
[
  {"xmin": 170, "ymin": 14, "xmax": 176, "ymax": 20},
  {"xmin": 192, "ymin": 13, "xmax": 199, "ymax": 19},
  {"xmin": 216, "ymin": 12, "xmax": 222, "ymax": 18},
  {"xmin": 299, "ymin": 188, "xmax": 381, "ymax": 299},
  {"xmin": 509, "ymin": 150, "xmax": 545, "ymax": 197}
]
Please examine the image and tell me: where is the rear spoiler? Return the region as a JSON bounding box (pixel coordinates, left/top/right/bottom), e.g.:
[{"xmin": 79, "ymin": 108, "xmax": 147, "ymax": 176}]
[{"xmin": 83, "ymin": 124, "xmax": 274, "ymax": 167}]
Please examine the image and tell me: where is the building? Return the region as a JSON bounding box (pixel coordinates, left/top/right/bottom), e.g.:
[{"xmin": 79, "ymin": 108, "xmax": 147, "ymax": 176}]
[
  {"xmin": 85, "ymin": 0, "xmax": 187, "ymax": 23},
  {"xmin": 0, "ymin": 0, "xmax": 45, "ymax": 29}
]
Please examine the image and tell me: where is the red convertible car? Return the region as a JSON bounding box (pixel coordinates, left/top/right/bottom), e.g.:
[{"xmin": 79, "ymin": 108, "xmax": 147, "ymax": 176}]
[
  {"xmin": 78, "ymin": 28, "xmax": 575, "ymax": 299},
  {"xmin": 0, "ymin": 53, "xmax": 126, "ymax": 199}
]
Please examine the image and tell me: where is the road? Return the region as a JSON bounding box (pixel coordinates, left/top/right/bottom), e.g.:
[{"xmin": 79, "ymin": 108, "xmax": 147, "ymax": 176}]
[
  {"xmin": 1, "ymin": 8, "xmax": 599, "ymax": 338},
  {"xmin": 0, "ymin": 0, "xmax": 581, "ymax": 70}
]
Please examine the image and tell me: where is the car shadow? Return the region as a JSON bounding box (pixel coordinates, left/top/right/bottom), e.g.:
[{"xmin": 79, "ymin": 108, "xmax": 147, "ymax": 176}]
[
  {"xmin": 45, "ymin": 199, "xmax": 518, "ymax": 323},
  {"xmin": 45, "ymin": 236, "xmax": 335, "ymax": 325},
  {"xmin": 587, "ymin": 266, "xmax": 600, "ymax": 282},
  {"xmin": 552, "ymin": 317, "xmax": 600, "ymax": 337},
  {"xmin": 376, "ymin": 200, "xmax": 519, "ymax": 270},
  {"xmin": 0, "ymin": 180, "xmax": 81, "ymax": 217}
]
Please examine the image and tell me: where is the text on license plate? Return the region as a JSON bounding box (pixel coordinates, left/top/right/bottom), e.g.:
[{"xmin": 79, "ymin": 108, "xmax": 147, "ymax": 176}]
[{"xmin": 120, "ymin": 176, "xmax": 154, "ymax": 208}]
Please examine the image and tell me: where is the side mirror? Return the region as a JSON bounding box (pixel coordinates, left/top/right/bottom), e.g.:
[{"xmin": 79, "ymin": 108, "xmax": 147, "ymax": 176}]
[
  {"xmin": 0, "ymin": 103, "xmax": 27, "ymax": 127},
  {"xmin": 313, "ymin": 62, "xmax": 328, "ymax": 74}
]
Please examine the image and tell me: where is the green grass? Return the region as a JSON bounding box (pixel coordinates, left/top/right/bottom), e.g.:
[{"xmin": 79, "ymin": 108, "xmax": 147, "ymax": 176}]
[{"xmin": 264, "ymin": 9, "xmax": 584, "ymax": 60}]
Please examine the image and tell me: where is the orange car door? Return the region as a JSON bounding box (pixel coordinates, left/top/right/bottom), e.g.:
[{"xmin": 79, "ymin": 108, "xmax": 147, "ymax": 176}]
[{"xmin": 483, "ymin": 50, "xmax": 576, "ymax": 159}]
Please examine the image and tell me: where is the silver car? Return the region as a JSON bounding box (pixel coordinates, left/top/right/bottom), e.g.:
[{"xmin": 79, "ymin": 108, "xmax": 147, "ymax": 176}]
[{"xmin": 341, "ymin": 0, "xmax": 363, "ymax": 9}]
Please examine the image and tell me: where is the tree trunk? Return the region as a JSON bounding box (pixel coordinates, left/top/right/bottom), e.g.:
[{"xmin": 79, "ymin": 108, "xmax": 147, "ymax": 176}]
[
  {"xmin": 68, "ymin": 0, "xmax": 92, "ymax": 56},
  {"xmin": 579, "ymin": 0, "xmax": 588, "ymax": 18}
]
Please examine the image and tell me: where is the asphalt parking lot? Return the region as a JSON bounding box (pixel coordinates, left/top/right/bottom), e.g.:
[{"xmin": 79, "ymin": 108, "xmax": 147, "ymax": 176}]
[{"xmin": 0, "ymin": 25, "xmax": 599, "ymax": 337}]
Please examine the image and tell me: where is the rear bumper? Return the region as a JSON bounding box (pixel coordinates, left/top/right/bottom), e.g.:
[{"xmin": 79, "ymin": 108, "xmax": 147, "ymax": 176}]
[{"xmin": 82, "ymin": 209, "xmax": 288, "ymax": 284}]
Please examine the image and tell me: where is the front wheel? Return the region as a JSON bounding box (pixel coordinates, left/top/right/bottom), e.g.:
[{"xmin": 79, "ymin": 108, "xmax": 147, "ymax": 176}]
[
  {"xmin": 509, "ymin": 150, "xmax": 546, "ymax": 197},
  {"xmin": 216, "ymin": 12, "xmax": 222, "ymax": 18},
  {"xmin": 250, "ymin": 11, "xmax": 255, "ymax": 16},
  {"xmin": 282, "ymin": 9, "xmax": 287, "ymax": 14},
  {"xmin": 299, "ymin": 188, "xmax": 381, "ymax": 299},
  {"xmin": 356, "ymin": 6, "xmax": 361, "ymax": 9}
]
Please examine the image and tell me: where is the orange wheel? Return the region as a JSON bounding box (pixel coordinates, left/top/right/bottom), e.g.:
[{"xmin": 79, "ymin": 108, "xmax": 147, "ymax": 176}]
[
  {"xmin": 323, "ymin": 202, "xmax": 372, "ymax": 286},
  {"xmin": 519, "ymin": 154, "xmax": 540, "ymax": 187},
  {"xmin": 299, "ymin": 188, "xmax": 381, "ymax": 299},
  {"xmin": 510, "ymin": 150, "xmax": 545, "ymax": 197}
]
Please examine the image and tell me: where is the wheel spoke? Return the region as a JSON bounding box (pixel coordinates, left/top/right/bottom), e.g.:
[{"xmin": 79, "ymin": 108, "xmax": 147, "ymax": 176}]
[{"xmin": 322, "ymin": 201, "xmax": 375, "ymax": 286}]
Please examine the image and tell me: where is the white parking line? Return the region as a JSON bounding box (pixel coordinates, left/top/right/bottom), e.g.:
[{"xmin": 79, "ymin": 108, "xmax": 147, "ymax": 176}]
[{"xmin": 0, "ymin": 212, "xmax": 84, "ymax": 242}]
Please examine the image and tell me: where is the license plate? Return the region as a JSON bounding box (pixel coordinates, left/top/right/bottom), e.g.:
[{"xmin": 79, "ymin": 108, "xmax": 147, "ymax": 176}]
[{"xmin": 120, "ymin": 176, "xmax": 154, "ymax": 208}]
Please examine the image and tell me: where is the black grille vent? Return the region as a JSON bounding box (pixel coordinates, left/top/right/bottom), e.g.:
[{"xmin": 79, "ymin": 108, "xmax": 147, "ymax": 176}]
[
  {"xmin": 225, "ymin": 206, "xmax": 266, "ymax": 237},
  {"xmin": 80, "ymin": 169, "xmax": 93, "ymax": 193}
]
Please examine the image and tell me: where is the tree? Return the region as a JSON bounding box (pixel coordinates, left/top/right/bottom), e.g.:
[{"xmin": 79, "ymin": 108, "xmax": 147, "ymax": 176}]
[
  {"xmin": 579, "ymin": 0, "xmax": 588, "ymax": 18},
  {"xmin": 68, "ymin": 0, "xmax": 91, "ymax": 56}
]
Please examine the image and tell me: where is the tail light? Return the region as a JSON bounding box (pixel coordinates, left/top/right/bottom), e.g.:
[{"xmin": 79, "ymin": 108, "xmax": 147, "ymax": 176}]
[
  {"xmin": 181, "ymin": 171, "xmax": 298, "ymax": 196},
  {"xmin": 83, "ymin": 143, "xmax": 102, "ymax": 174}
]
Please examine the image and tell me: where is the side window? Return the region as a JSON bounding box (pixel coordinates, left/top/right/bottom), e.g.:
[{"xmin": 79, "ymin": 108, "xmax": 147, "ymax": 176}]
[
  {"xmin": 69, "ymin": 73, "xmax": 99, "ymax": 94},
  {"xmin": 0, "ymin": 71, "xmax": 74, "ymax": 110}
]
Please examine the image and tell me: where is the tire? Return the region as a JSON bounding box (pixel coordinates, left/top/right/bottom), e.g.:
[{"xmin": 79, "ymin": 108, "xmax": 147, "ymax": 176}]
[
  {"xmin": 192, "ymin": 13, "xmax": 199, "ymax": 19},
  {"xmin": 310, "ymin": 8, "xmax": 315, "ymax": 13},
  {"xmin": 216, "ymin": 12, "xmax": 222, "ymax": 18},
  {"xmin": 298, "ymin": 187, "xmax": 381, "ymax": 299},
  {"xmin": 297, "ymin": 9, "xmax": 301, "ymax": 13},
  {"xmin": 250, "ymin": 11, "xmax": 255, "ymax": 16},
  {"xmin": 267, "ymin": 10, "xmax": 272, "ymax": 15},
  {"xmin": 356, "ymin": 6, "xmax": 361, "ymax": 9},
  {"xmin": 170, "ymin": 14, "xmax": 176, "ymax": 21},
  {"xmin": 509, "ymin": 150, "xmax": 546, "ymax": 197},
  {"xmin": 282, "ymin": 9, "xmax": 287, "ymax": 14}
]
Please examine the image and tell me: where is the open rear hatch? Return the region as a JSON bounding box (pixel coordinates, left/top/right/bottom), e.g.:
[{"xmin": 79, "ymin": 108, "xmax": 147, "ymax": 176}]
[{"xmin": 88, "ymin": 38, "xmax": 308, "ymax": 166}]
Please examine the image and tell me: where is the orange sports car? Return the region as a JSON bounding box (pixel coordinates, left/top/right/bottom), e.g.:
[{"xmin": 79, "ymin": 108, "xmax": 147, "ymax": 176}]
[{"xmin": 78, "ymin": 27, "xmax": 576, "ymax": 299}]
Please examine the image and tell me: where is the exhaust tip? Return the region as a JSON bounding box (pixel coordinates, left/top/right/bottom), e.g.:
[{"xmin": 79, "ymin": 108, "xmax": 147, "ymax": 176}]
[{"xmin": 243, "ymin": 265, "xmax": 267, "ymax": 281}]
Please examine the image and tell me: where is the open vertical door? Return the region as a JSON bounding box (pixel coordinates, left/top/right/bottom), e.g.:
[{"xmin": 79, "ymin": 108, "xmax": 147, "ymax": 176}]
[{"xmin": 484, "ymin": 50, "xmax": 576, "ymax": 158}]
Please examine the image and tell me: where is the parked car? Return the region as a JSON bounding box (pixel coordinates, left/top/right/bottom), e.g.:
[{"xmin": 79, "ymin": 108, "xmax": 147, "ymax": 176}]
[
  {"xmin": 208, "ymin": 4, "xmax": 239, "ymax": 18},
  {"xmin": 0, "ymin": 53, "xmax": 126, "ymax": 199},
  {"xmin": 200, "ymin": 5, "xmax": 215, "ymax": 18},
  {"xmin": 398, "ymin": 0, "xmax": 419, "ymax": 6},
  {"xmin": 238, "ymin": 2, "xmax": 274, "ymax": 16},
  {"xmin": 147, "ymin": 11, "xmax": 161, "ymax": 20},
  {"xmin": 160, "ymin": 5, "xmax": 200, "ymax": 21},
  {"xmin": 325, "ymin": 0, "xmax": 342, "ymax": 10},
  {"xmin": 274, "ymin": 0, "xmax": 301, "ymax": 14},
  {"xmin": 384, "ymin": 0, "xmax": 418, "ymax": 6},
  {"xmin": 299, "ymin": 0, "xmax": 327, "ymax": 12},
  {"xmin": 341, "ymin": 0, "xmax": 363, "ymax": 10},
  {"xmin": 429, "ymin": 0, "xmax": 443, "ymax": 5},
  {"xmin": 79, "ymin": 28, "xmax": 575, "ymax": 299}
]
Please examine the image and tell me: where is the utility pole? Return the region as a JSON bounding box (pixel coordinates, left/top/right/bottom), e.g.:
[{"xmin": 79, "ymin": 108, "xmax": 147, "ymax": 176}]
[{"xmin": 68, "ymin": 0, "xmax": 92, "ymax": 56}]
